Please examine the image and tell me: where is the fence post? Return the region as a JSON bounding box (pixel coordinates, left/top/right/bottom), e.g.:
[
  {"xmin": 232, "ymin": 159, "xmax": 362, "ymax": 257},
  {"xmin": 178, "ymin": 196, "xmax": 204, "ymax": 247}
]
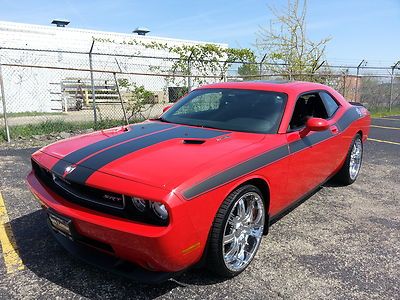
[
  {"xmin": 342, "ymin": 74, "xmax": 346, "ymax": 97},
  {"xmin": 187, "ymin": 51, "xmax": 193, "ymax": 92},
  {"xmin": 89, "ymin": 40, "xmax": 98, "ymax": 128},
  {"xmin": 113, "ymin": 72, "xmax": 128, "ymax": 125},
  {"xmin": 389, "ymin": 61, "xmax": 400, "ymax": 112},
  {"xmin": 354, "ymin": 59, "xmax": 366, "ymax": 102},
  {"xmin": 259, "ymin": 53, "xmax": 268, "ymax": 79},
  {"xmin": 0, "ymin": 60, "xmax": 11, "ymax": 143}
]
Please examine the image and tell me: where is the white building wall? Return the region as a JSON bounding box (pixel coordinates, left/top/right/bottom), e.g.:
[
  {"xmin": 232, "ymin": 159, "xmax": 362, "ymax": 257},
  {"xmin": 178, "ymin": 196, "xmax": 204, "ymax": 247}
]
[{"xmin": 0, "ymin": 21, "xmax": 227, "ymax": 113}]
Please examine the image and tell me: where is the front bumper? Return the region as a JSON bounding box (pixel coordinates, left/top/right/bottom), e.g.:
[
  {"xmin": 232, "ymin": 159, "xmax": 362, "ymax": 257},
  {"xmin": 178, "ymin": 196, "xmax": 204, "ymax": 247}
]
[
  {"xmin": 27, "ymin": 171, "xmax": 205, "ymax": 274},
  {"xmin": 48, "ymin": 222, "xmax": 178, "ymax": 283}
]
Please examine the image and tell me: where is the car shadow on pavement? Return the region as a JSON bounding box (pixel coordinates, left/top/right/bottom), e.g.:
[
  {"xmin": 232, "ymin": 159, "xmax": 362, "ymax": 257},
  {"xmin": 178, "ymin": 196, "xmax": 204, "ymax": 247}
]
[{"xmin": 9, "ymin": 209, "xmax": 228, "ymax": 299}]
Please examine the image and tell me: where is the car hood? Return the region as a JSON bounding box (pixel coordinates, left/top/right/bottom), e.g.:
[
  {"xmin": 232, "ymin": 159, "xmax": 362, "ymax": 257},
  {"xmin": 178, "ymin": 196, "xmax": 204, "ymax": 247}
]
[{"xmin": 40, "ymin": 121, "xmax": 265, "ymax": 190}]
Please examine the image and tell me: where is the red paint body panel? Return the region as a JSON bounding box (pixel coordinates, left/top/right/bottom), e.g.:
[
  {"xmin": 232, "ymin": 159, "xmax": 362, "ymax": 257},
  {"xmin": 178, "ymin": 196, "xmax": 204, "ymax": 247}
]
[
  {"xmin": 27, "ymin": 81, "xmax": 371, "ymax": 273},
  {"xmin": 93, "ymin": 131, "xmax": 265, "ymax": 189}
]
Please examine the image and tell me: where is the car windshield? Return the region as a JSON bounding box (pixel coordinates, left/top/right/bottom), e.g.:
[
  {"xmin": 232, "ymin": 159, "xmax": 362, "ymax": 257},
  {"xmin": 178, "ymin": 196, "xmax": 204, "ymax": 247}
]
[{"xmin": 160, "ymin": 88, "xmax": 287, "ymax": 134}]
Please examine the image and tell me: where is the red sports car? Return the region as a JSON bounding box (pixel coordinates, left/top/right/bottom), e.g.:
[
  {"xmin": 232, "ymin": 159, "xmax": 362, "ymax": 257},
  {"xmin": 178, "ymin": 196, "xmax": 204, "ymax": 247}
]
[{"xmin": 27, "ymin": 81, "xmax": 370, "ymax": 281}]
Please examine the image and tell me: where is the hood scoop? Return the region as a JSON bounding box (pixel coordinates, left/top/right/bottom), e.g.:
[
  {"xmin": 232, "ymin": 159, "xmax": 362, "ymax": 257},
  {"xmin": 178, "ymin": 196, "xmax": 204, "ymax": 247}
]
[{"xmin": 182, "ymin": 139, "xmax": 206, "ymax": 145}]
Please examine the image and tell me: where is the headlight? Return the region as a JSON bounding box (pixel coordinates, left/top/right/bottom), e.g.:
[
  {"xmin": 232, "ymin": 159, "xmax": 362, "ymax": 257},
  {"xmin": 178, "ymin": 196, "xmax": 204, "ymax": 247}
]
[
  {"xmin": 129, "ymin": 197, "xmax": 169, "ymax": 223},
  {"xmin": 131, "ymin": 197, "xmax": 147, "ymax": 212},
  {"xmin": 150, "ymin": 202, "xmax": 169, "ymax": 220}
]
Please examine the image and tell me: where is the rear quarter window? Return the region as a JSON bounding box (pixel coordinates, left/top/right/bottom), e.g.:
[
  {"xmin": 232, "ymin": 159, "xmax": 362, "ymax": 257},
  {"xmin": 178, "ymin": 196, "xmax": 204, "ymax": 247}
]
[{"xmin": 320, "ymin": 92, "xmax": 339, "ymax": 118}]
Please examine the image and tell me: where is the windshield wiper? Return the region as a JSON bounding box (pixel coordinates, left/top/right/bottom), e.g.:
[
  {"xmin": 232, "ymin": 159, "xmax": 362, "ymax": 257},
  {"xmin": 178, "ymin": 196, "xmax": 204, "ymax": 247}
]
[
  {"xmin": 153, "ymin": 117, "xmax": 172, "ymax": 123},
  {"xmin": 189, "ymin": 123, "xmax": 225, "ymax": 131},
  {"xmin": 154, "ymin": 118, "xmax": 225, "ymax": 131}
]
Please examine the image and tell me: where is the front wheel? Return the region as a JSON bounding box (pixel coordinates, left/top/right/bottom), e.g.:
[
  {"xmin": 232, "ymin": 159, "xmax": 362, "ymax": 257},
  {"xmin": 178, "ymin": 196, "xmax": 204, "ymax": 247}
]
[
  {"xmin": 207, "ymin": 185, "xmax": 265, "ymax": 277},
  {"xmin": 334, "ymin": 134, "xmax": 363, "ymax": 185}
]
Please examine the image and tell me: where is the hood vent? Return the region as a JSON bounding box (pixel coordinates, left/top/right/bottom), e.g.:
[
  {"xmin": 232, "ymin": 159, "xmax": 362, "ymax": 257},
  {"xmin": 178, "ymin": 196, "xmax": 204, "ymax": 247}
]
[{"xmin": 182, "ymin": 139, "xmax": 205, "ymax": 145}]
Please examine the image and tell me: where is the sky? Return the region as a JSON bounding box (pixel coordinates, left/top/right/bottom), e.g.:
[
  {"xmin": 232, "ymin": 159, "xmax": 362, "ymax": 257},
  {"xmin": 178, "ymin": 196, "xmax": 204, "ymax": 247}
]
[{"xmin": 0, "ymin": 0, "xmax": 399, "ymax": 66}]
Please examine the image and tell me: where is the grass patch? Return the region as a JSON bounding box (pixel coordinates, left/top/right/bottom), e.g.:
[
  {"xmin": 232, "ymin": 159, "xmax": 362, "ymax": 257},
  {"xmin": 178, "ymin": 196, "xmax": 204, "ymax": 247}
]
[
  {"xmin": 0, "ymin": 111, "xmax": 64, "ymax": 118},
  {"xmin": 370, "ymin": 107, "xmax": 400, "ymax": 118},
  {"xmin": 1, "ymin": 119, "xmax": 140, "ymax": 141}
]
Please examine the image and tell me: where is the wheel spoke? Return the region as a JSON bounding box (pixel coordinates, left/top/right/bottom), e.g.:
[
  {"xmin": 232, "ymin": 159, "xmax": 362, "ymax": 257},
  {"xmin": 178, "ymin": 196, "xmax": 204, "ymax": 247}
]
[
  {"xmin": 237, "ymin": 199, "xmax": 246, "ymax": 220},
  {"xmin": 250, "ymin": 226, "xmax": 263, "ymax": 238},
  {"xmin": 225, "ymin": 238, "xmax": 240, "ymax": 258},
  {"xmin": 223, "ymin": 232, "xmax": 235, "ymax": 245},
  {"xmin": 227, "ymin": 214, "xmax": 235, "ymax": 226},
  {"xmin": 243, "ymin": 204, "xmax": 254, "ymax": 223}
]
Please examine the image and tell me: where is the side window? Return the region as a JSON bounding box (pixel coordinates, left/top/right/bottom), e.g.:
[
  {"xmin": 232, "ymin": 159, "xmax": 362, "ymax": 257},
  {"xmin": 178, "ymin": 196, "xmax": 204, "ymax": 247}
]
[
  {"xmin": 289, "ymin": 92, "xmax": 329, "ymax": 130},
  {"xmin": 320, "ymin": 92, "xmax": 339, "ymax": 118}
]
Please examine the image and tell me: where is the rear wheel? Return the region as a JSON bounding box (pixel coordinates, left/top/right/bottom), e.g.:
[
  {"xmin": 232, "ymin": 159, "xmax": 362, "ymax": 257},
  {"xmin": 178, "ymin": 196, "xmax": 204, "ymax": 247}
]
[
  {"xmin": 335, "ymin": 134, "xmax": 363, "ymax": 185},
  {"xmin": 207, "ymin": 185, "xmax": 265, "ymax": 277}
]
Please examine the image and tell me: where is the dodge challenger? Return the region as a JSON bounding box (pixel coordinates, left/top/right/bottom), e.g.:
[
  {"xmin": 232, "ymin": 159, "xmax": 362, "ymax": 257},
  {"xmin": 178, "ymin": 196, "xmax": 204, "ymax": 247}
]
[{"xmin": 27, "ymin": 80, "xmax": 370, "ymax": 282}]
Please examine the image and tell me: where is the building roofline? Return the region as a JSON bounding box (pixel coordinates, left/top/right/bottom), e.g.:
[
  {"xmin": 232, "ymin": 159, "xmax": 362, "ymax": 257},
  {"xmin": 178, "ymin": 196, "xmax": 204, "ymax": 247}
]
[{"xmin": 0, "ymin": 20, "xmax": 228, "ymax": 47}]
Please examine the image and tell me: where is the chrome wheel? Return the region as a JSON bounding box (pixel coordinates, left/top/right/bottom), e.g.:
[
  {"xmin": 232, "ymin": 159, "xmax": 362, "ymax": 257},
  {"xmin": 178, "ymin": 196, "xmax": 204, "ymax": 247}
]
[
  {"xmin": 222, "ymin": 192, "xmax": 265, "ymax": 272},
  {"xmin": 349, "ymin": 138, "xmax": 363, "ymax": 180}
]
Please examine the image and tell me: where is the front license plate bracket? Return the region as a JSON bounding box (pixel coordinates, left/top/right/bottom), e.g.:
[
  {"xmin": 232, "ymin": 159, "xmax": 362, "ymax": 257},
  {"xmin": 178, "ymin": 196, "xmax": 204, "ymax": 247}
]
[{"xmin": 47, "ymin": 210, "xmax": 74, "ymax": 240}]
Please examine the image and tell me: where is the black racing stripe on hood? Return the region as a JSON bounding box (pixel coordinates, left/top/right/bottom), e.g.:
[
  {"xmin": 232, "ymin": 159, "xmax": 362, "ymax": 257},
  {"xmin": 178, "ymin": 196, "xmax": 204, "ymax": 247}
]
[
  {"xmin": 64, "ymin": 126, "xmax": 230, "ymax": 184},
  {"xmin": 183, "ymin": 107, "xmax": 362, "ymax": 199},
  {"xmin": 52, "ymin": 122, "xmax": 174, "ymax": 176}
]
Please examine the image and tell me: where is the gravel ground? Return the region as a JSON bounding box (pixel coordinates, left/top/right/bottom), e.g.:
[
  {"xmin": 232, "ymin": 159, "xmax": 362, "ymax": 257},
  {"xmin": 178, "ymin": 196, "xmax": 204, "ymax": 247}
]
[{"xmin": 0, "ymin": 117, "xmax": 399, "ymax": 299}]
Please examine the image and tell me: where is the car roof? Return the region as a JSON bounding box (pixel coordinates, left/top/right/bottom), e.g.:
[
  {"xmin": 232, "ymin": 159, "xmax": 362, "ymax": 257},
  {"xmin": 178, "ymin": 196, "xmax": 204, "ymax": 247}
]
[{"xmin": 196, "ymin": 80, "xmax": 329, "ymax": 94}]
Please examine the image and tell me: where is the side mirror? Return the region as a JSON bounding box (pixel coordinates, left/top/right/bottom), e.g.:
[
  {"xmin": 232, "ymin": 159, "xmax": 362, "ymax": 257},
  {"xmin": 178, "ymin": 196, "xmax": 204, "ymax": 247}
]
[
  {"xmin": 299, "ymin": 118, "xmax": 329, "ymax": 138},
  {"xmin": 162, "ymin": 105, "xmax": 172, "ymax": 113}
]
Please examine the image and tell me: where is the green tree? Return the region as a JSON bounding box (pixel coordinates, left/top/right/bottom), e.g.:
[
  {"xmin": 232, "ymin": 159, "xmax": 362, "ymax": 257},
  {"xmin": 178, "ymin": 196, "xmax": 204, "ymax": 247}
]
[
  {"xmin": 125, "ymin": 83, "xmax": 155, "ymax": 120},
  {"xmin": 256, "ymin": 0, "xmax": 331, "ymax": 81},
  {"xmin": 237, "ymin": 63, "xmax": 260, "ymax": 80}
]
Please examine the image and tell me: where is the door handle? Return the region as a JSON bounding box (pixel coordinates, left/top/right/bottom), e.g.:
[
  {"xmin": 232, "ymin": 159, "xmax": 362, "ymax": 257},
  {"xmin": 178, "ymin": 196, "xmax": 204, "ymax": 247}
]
[{"xmin": 330, "ymin": 125, "xmax": 339, "ymax": 135}]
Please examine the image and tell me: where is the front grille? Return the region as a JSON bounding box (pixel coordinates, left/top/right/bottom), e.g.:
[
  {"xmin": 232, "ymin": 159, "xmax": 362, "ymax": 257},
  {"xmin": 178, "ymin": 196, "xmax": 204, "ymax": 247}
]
[
  {"xmin": 32, "ymin": 159, "xmax": 125, "ymax": 210},
  {"xmin": 52, "ymin": 174, "xmax": 125, "ymax": 209},
  {"xmin": 31, "ymin": 159, "xmax": 168, "ymax": 226}
]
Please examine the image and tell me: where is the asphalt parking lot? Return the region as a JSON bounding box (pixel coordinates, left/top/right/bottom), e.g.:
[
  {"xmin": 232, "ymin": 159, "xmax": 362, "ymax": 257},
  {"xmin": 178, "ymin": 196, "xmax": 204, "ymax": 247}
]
[{"xmin": 0, "ymin": 116, "xmax": 399, "ymax": 299}]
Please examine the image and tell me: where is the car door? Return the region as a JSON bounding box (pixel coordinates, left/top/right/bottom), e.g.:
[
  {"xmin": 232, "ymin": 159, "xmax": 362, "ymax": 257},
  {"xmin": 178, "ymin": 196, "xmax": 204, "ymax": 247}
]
[{"xmin": 284, "ymin": 91, "xmax": 342, "ymax": 203}]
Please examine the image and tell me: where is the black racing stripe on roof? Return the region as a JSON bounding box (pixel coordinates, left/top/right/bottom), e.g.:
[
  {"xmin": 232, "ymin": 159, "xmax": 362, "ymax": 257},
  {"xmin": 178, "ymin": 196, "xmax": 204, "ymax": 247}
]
[
  {"xmin": 52, "ymin": 122, "xmax": 173, "ymax": 176},
  {"xmin": 64, "ymin": 126, "xmax": 230, "ymax": 184}
]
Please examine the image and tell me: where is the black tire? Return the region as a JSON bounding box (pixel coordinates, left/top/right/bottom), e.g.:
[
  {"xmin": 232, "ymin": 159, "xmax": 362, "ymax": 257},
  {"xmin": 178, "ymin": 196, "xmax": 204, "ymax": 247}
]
[
  {"xmin": 334, "ymin": 134, "xmax": 363, "ymax": 185},
  {"xmin": 207, "ymin": 184, "xmax": 265, "ymax": 277}
]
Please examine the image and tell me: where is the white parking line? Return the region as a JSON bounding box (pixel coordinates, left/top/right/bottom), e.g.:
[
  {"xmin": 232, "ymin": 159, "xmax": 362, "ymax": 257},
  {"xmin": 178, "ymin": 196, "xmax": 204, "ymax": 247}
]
[
  {"xmin": 372, "ymin": 117, "xmax": 400, "ymax": 121},
  {"xmin": 368, "ymin": 138, "xmax": 400, "ymax": 146},
  {"xmin": 371, "ymin": 125, "xmax": 400, "ymax": 130}
]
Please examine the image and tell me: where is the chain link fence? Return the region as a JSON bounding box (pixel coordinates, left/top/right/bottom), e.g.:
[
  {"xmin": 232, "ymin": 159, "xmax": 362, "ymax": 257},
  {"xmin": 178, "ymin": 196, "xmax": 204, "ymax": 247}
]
[{"xmin": 0, "ymin": 45, "xmax": 399, "ymax": 142}]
